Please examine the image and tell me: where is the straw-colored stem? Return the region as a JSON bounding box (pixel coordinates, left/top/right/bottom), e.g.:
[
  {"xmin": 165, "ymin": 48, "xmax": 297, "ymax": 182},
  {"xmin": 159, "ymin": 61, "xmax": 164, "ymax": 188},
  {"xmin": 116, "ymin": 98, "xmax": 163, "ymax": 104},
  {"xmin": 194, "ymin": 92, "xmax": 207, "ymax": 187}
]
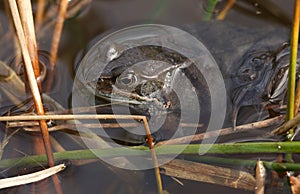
[
  {"xmin": 142, "ymin": 118, "xmax": 163, "ymax": 194},
  {"xmin": 287, "ymin": 0, "xmax": 300, "ymax": 123},
  {"xmin": 35, "ymin": 0, "xmax": 46, "ymax": 31},
  {"xmin": 16, "ymin": 0, "xmax": 40, "ymax": 85},
  {"xmin": 285, "ymin": 1, "xmax": 300, "ymax": 169},
  {"xmin": 0, "ymin": 114, "xmax": 147, "ymax": 121},
  {"xmin": 272, "ymin": 113, "xmax": 300, "ymax": 135},
  {"xmin": 290, "ymin": 0, "xmax": 300, "ymax": 121},
  {"xmin": 6, "ymin": 1, "xmax": 61, "ymax": 193}
]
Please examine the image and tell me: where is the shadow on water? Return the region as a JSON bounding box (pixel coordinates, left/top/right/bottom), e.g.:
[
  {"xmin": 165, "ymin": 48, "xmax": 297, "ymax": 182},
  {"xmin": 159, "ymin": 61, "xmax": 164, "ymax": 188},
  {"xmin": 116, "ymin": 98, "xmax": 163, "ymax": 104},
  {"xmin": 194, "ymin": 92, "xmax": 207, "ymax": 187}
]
[{"xmin": 0, "ymin": 0, "xmax": 297, "ymax": 193}]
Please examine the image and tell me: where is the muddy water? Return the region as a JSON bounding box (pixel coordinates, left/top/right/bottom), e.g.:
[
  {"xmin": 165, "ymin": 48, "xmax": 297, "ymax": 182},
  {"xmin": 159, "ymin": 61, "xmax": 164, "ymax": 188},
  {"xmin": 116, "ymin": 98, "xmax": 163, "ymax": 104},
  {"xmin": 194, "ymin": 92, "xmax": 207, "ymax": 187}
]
[{"xmin": 0, "ymin": 0, "xmax": 297, "ymax": 194}]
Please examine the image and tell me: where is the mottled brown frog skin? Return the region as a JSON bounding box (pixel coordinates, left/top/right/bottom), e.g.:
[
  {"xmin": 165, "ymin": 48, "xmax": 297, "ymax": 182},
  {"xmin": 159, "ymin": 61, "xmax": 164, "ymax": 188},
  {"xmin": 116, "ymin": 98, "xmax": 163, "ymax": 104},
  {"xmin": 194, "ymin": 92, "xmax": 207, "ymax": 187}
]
[{"xmin": 92, "ymin": 45, "xmax": 211, "ymax": 143}]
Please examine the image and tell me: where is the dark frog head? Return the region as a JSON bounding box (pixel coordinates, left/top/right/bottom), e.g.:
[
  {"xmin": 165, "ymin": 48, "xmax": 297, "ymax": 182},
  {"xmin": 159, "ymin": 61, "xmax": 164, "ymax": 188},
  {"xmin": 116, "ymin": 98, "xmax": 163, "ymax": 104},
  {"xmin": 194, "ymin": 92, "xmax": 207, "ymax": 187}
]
[{"xmin": 93, "ymin": 45, "xmax": 190, "ymax": 113}]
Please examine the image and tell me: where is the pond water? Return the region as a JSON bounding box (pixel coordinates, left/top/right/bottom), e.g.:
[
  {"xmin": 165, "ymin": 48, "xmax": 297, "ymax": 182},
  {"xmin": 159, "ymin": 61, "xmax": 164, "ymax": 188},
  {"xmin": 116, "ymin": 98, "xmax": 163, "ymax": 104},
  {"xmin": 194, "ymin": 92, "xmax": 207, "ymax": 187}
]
[{"xmin": 0, "ymin": 0, "xmax": 298, "ymax": 194}]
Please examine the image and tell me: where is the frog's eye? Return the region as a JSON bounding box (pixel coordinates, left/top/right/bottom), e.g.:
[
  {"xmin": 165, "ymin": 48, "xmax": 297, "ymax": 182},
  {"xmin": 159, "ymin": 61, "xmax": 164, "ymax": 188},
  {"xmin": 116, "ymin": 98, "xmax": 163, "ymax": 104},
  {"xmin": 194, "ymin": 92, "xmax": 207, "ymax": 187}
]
[
  {"xmin": 251, "ymin": 57, "xmax": 264, "ymax": 70},
  {"xmin": 117, "ymin": 73, "xmax": 137, "ymax": 87}
]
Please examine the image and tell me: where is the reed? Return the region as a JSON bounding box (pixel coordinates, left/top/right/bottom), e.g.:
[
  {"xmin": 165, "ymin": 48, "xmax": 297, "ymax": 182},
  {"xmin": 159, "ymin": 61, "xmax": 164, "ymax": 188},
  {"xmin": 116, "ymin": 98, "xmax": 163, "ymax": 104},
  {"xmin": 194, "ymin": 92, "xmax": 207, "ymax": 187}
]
[
  {"xmin": 7, "ymin": 0, "xmax": 61, "ymax": 193},
  {"xmin": 202, "ymin": 0, "xmax": 218, "ymax": 21},
  {"xmin": 1, "ymin": 142, "xmax": 300, "ymax": 169}
]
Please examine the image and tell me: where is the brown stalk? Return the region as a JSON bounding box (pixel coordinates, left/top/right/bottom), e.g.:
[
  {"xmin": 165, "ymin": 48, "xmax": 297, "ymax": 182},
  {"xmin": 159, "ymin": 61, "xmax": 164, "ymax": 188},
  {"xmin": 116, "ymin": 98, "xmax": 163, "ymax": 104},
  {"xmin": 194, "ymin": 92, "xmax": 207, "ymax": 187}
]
[
  {"xmin": 47, "ymin": 0, "xmax": 69, "ymax": 92},
  {"xmin": 50, "ymin": 0, "xmax": 69, "ymax": 66},
  {"xmin": 7, "ymin": 1, "xmax": 62, "ymax": 193},
  {"xmin": 217, "ymin": 0, "xmax": 235, "ymax": 20},
  {"xmin": 35, "ymin": 0, "xmax": 46, "ymax": 31},
  {"xmin": 8, "ymin": 121, "xmax": 203, "ymax": 132},
  {"xmin": 0, "ymin": 114, "xmax": 148, "ymax": 121},
  {"xmin": 142, "ymin": 118, "xmax": 163, "ymax": 194},
  {"xmin": 272, "ymin": 112, "xmax": 300, "ymax": 135},
  {"xmin": 16, "ymin": 0, "xmax": 40, "ymax": 88},
  {"xmin": 157, "ymin": 115, "xmax": 284, "ymax": 145}
]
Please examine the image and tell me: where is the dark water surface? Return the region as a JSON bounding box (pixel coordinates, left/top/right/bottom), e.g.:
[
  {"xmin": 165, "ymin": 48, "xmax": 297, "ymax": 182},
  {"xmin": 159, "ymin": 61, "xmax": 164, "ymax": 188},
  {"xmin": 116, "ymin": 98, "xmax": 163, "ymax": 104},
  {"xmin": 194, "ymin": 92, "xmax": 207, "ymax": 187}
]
[{"xmin": 0, "ymin": 0, "xmax": 297, "ymax": 193}]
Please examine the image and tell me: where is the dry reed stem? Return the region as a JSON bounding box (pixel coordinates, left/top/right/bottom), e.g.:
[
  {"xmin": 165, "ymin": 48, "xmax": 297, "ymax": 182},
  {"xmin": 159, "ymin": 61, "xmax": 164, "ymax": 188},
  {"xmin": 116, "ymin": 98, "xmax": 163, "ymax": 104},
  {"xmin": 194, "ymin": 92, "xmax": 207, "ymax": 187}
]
[
  {"xmin": 46, "ymin": 0, "xmax": 69, "ymax": 92},
  {"xmin": 0, "ymin": 114, "xmax": 147, "ymax": 121},
  {"xmin": 142, "ymin": 118, "xmax": 163, "ymax": 194},
  {"xmin": 157, "ymin": 115, "xmax": 284, "ymax": 145},
  {"xmin": 217, "ymin": 0, "xmax": 235, "ymax": 20},
  {"xmin": 7, "ymin": 1, "xmax": 62, "ymax": 193},
  {"xmin": 66, "ymin": 0, "xmax": 92, "ymax": 18},
  {"xmin": 8, "ymin": 122, "xmax": 140, "ymax": 131},
  {"xmin": 8, "ymin": 0, "xmax": 53, "ymax": 164},
  {"xmin": 255, "ymin": 160, "xmax": 266, "ymax": 194},
  {"xmin": 287, "ymin": 0, "xmax": 300, "ymax": 122},
  {"xmin": 272, "ymin": 113, "xmax": 300, "ymax": 135},
  {"xmin": 0, "ymin": 163, "xmax": 66, "ymax": 189},
  {"xmin": 49, "ymin": 0, "xmax": 69, "ymax": 67},
  {"xmin": 35, "ymin": 0, "xmax": 46, "ymax": 31},
  {"xmin": 161, "ymin": 159, "xmax": 256, "ymax": 191},
  {"xmin": 16, "ymin": 0, "xmax": 40, "ymax": 84},
  {"xmin": 293, "ymin": 0, "xmax": 300, "ymax": 116},
  {"xmin": 8, "ymin": 121, "xmax": 203, "ymax": 132}
]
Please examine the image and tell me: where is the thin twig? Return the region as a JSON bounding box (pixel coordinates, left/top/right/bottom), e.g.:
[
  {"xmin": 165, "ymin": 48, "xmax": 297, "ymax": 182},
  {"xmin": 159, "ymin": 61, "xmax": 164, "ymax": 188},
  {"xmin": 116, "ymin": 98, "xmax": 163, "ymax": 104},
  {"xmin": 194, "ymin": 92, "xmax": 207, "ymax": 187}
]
[
  {"xmin": 157, "ymin": 115, "xmax": 284, "ymax": 145},
  {"xmin": 49, "ymin": 0, "xmax": 68, "ymax": 67},
  {"xmin": 8, "ymin": 122, "xmax": 140, "ymax": 131},
  {"xmin": 66, "ymin": 0, "xmax": 92, "ymax": 18},
  {"xmin": 217, "ymin": 0, "xmax": 235, "ymax": 20},
  {"xmin": 0, "ymin": 129, "xmax": 20, "ymax": 159},
  {"xmin": 0, "ymin": 114, "xmax": 147, "ymax": 121},
  {"xmin": 142, "ymin": 118, "xmax": 163, "ymax": 194},
  {"xmin": 35, "ymin": 0, "xmax": 46, "ymax": 31},
  {"xmin": 46, "ymin": 0, "xmax": 69, "ymax": 92},
  {"xmin": 8, "ymin": 121, "xmax": 203, "ymax": 132},
  {"xmin": 272, "ymin": 113, "xmax": 300, "ymax": 135}
]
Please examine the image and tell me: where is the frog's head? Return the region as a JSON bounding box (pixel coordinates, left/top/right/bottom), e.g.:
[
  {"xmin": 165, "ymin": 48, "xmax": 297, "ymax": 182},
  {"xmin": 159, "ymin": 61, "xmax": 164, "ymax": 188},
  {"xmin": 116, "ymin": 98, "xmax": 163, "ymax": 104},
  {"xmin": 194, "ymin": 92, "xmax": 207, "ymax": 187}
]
[
  {"xmin": 92, "ymin": 45, "xmax": 189, "ymax": 111},
  {"xmin": 236, "ymin": 50, "xmax": 273, "ymax": 84}
]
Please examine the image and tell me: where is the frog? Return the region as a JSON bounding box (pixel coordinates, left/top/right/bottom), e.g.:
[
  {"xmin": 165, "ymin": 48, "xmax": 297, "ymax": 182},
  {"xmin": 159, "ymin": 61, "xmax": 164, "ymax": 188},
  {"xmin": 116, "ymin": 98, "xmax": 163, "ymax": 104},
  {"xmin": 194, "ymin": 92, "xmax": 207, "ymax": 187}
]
[
  {"xmin": 88, "ymin": 45, "xmax": 211, "ymax": 144},
  {"xmin": 232, "ymin": 43, "xmax": 300, "ymax": 128}
]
